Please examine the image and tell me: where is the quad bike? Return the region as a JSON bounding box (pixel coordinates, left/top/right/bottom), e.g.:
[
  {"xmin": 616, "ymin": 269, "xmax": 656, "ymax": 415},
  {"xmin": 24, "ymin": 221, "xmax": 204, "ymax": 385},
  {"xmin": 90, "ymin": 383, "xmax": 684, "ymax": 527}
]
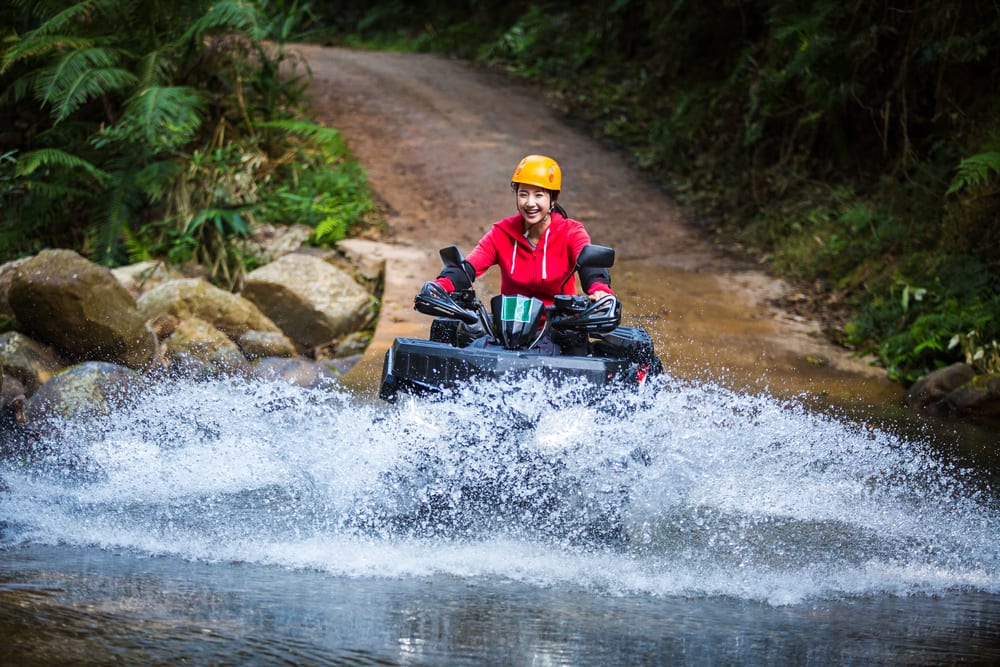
[{"xmin": 378, "ymin": 244, "xmax": 663, "ymax": 402}]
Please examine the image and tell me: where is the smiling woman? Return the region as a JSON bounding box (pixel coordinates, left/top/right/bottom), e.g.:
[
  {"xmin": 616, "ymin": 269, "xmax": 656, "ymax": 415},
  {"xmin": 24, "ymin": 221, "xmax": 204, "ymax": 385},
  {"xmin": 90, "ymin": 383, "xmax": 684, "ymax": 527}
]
[{"xmin": 430, "ymin": 154, "xmax": 613, "ymax": 306}]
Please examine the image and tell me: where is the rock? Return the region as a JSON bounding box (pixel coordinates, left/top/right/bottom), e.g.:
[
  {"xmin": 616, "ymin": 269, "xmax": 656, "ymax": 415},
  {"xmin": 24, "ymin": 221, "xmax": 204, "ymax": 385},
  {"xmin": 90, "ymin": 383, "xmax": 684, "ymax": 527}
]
[
  {"xmin": 237, "ymin": 330, "xmax": 298, "ymax": 360},
  {"xmin": 250, "ymin": 356, "xmax": 341, "ymax": 388},
  {"xmin": 245, "ymin": 223, "xmax": 315, "ymax": 264},
  {"xmin": 907, "ymin": 364, "xmax": 1000, "ymax": 421},
  {"xmin": 112, "ymin": 260, "xmax": 187, "ymax": 299},
  {"xmin": 0, "ymin": 257, "xmax": 28, "ymax": 324},
  {"xmin": 333, "ymin": 331, "xmax": 372, "ymax": 357},
  {"xmin": 946, "ymin": 384, "xmax": 1000, "ymax": 419},
  {"xmin": 147, "ymin": 312, "xmax": 181, "ymax": 340},
  {"xmin": 325, "ymin": 353, "xmax": 363, "ymax": 375},
  {"xmin": 242, "ymin": 253, "xmax": 374, "ymax": 349},
  {"xmin": 23, "ymin": 361, "xmax": 144, "ymax": 422},
  {"xmin": 336, "ymin": 238, "xmax": 390, "ymax": 284},
  {"xmin": 1, "ymin": 363, "xmax": 26, "ymax": 426},
  {"xmin": 137, "ymin": 278, "xmax": 283, "ymax": 341},
  {"xmin": 906, "ymin": 362, "xmax": 975, "ymax": 410},
  {"xmin": 8, "ymin": 249, "xmax": 156, "ymax": 369},
  {"xmin": 163, "ymin": 318, "xmax": 250, "ymax": 378},
  {"xmin": 0, "ymin": 331, "xmax": 64, "ymax": 396},
  {"xmin": 0, "ymin": 357, "xmax": 25, "ymax": 429},
  {"xmin": 0, "ymin": 312, "xmax": 15, "ymax": 333}
]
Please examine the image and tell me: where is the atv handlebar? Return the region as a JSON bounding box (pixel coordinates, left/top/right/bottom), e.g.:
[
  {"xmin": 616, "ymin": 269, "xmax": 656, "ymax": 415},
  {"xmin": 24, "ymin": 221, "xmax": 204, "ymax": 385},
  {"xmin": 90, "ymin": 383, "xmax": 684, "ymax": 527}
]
[
  {"xmin": 414, "ymin": 282, "xmax": 480, "ymax": 325},
  {"xmin": 548, "ymin": 293, "xmax": 621, "ymax": 334}
]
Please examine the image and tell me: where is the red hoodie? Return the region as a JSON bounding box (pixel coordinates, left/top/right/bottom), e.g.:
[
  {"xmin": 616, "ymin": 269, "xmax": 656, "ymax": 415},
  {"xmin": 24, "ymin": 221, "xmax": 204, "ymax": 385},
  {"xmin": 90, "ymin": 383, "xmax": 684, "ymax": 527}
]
[{"xmin": 437, "ymin": 212, "xmax": 612, "ymax": 305}]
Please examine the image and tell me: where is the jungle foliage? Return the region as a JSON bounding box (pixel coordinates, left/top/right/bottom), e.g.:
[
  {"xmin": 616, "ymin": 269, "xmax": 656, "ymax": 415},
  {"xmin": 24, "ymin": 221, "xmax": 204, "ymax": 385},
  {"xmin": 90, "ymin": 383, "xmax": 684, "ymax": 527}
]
[
  {"xmin": 0, "ymin": 0, "xmax": 375, "ymax": 290},
  {"xmin": 311, "ymin": 0, "xmax": 1000, "ymax": 384}
]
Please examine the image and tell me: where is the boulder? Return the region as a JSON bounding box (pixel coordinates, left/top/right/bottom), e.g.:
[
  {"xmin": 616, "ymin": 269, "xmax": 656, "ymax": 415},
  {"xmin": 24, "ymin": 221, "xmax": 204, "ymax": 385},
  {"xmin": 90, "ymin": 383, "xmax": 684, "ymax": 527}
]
[
  {"xmin": 0, "ymin": 257, "xmax": 28, "ymax": 325},
  {"xmin": 333, "ymin": 331, "xmax": 372, "ymax": 357},
  {"xmin": 251, "ymin": 356, "xmax": 341, "ymax": 389},
  {"xmin": 336, "ymin": 238, "xmax": 390, "ymax": 284},
  {"xmin": 0, "ymin": 331, "xmax": 64, "ymax": 396},
  {"xmin": 162, "ymin": 318, "xmax": 250, "ymax": 378},
  {"xmin": 8, "ymin": 249, "xmax": 156, "ymax": 369},
  {"xmin": 242, "ymin": 253, "xmax": 374, "ymax": 349},
  {"xmin": 945, "ymin": 383, "xmax": 1000, "ymax": 419},
  {"xmin": 325, "ymin": 353, "xmax": 364, "ymax": 375},
  {"xmin": 112, "ymin": 260, "xmax": 188, "ymax": 299},
  {"xmin": 907, "ymin": 363, "xmax": 1000, "ymax": 420},
  {"xmin": 245, "ymin": 223, "xmax": 315, "ymax": 264},
  {"xmin": 906, "ymin": 362, "xmax": 976, "ymax": 409},
  {"xmin": 23, "ymin": 360, "xmax": 144, "ymax": 422},
  {"xmin": 136, "ymin": 278, "xmax": 283, "ymax": 341},
  {"xmin": 237, "ymin": 330, "xmax": 298, "ymax": 360},
  {"xmin": 1, "ymin": 370, "xmax": 26, "ymax": 427}
]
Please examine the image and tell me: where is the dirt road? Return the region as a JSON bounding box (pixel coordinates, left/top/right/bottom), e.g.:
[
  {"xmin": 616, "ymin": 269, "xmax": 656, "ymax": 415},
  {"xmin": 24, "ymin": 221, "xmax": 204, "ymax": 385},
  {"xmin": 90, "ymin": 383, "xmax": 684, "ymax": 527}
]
[{"xmin": 297, "ymin": 45, "xmax": 902, "ymax": 408}]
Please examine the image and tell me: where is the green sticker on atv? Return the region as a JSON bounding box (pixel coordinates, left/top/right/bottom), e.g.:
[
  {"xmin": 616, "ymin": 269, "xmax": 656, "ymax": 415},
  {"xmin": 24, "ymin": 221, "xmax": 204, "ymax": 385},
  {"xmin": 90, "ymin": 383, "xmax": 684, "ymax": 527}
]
[{"xmin": 501, "ymin": 295, "xmax": 533, "ymax": 323}]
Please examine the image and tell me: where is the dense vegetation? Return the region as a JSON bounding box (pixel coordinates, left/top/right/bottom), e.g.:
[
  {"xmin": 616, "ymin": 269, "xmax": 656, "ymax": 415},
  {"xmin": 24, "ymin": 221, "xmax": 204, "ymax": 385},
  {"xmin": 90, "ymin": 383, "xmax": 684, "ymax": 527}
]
[
  {"xmin": 0, "ymin": 0, "xmax": 375, "ymax": 293},
  {"xmin": 310, "ymin": 0, "xmax": 999, "ymax": 385}
]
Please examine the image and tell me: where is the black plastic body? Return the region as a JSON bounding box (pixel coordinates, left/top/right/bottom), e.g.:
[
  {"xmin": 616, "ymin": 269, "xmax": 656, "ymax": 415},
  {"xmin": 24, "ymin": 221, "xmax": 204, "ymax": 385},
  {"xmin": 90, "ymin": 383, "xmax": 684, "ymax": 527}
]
[{"xmin": 379, "ymin": 323, "xmax": 660, "ymax": 401}]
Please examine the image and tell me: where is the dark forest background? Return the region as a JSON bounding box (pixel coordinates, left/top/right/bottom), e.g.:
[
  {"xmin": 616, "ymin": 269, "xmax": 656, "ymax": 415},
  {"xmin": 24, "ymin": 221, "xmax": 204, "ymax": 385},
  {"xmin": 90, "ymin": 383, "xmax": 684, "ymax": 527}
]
[{"xmin": 2, "ymin": 0, "xmax": 998, "ymax": 385}]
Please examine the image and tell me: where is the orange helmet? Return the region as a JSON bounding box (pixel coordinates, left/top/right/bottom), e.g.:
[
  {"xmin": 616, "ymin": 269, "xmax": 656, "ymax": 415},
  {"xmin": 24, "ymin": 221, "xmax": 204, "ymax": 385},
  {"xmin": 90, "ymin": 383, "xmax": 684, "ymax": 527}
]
[{"xmin": 511, "ymin": 154, "xmax": 561, "ymax": 192}]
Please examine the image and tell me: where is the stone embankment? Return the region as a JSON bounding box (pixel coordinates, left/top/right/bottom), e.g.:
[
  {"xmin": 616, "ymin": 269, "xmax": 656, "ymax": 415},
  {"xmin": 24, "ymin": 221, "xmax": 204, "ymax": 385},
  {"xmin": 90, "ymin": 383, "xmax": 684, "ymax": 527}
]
[{"xmin": 0, "ymin": 226, "xmax": 384, "ymax": 448}]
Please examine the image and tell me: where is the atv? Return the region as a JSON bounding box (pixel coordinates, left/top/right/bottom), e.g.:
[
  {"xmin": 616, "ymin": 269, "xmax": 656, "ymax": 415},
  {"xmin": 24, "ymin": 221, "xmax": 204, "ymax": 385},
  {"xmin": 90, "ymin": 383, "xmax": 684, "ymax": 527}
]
[{"xmin": 378, "ymin": 244, "xmax": 662, "ymax": 402}]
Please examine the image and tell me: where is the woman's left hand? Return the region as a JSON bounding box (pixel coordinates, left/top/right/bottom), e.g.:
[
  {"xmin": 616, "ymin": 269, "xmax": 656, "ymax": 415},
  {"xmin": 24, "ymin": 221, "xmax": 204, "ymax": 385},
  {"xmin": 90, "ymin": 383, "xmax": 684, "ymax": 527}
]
[{"xmin": 588, "ymin": 290, "xmax": 611, "ymax": 300}]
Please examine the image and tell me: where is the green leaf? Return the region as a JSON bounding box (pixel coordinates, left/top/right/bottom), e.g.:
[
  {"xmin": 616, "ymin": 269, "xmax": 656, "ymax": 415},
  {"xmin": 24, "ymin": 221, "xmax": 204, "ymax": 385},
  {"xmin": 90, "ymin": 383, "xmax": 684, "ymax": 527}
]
[
  {"xmin": 946, "ymin": 152, "xmax": 1000, "ymax": 196},
  {"xmin": 1, "ymin": 34, "xmax": 94, "ymax": 72},
  {"xmin": 125, "ymin": 85, "xmax": 206, "ymax": 150},
  {"xmin": 36, "ymin": 47, "xmax": 137, "ymax": 123},
  {"xmin": 134, "ymin": 159, "xmax": 182, "ymax": 202},
  {"xmin": 181, "ymin": 0, "xmax": 263, "ymax": 45},
  {"xmin": 15, "ymin": 147, "xmax": 110, "ymax": 184}
]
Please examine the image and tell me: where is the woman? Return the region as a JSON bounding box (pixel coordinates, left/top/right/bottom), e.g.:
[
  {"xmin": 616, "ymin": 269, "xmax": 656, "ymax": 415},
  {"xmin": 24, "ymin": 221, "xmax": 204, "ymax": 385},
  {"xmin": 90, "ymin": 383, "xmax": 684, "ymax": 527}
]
[{"xmin": 432, "ymin": 154, "xmax": 613, "ymax": 303}]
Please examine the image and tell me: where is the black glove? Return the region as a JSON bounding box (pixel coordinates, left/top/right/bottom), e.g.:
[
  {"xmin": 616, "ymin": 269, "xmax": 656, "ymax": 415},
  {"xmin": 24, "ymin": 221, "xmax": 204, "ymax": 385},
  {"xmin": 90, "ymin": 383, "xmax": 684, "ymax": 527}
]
[{"xmin": 438, "ymin": 260, "xmax": 476, "ymax": 291}]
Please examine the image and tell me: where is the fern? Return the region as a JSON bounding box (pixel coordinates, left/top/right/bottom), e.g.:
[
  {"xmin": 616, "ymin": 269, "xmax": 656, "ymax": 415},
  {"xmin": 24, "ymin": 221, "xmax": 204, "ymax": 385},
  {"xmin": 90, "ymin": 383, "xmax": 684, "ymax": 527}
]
[
  {"xmin": 135, "ymin": 47, "xmax": 177, "ymax": 89},
  {"xmin": 946, "ymin": 152, "xmax": 1000, "ymax": 196},
  {"xmin": 36, "ymin": 47, "xmax": 137, "ymax": 123},
  {"xmin": 15, "ymin": 147, "xmax": 109, "ymax": 184},
  {"xmin": 16, "ymin": 179, "xmax": 92, "ymax": 200},
  {"xmin": 96, "ymin": 164, "xmax": 135, "ymax": 265},
  {"xmin": 134, "ymin": 159, "xmax": 182, "ymax": 203},
  {"xmin": 14, "ymin": 0, "xmax": 116, "ymax": 38},
  {"xmin": 181, "ymin": 0, "xmax": 263, "ymax": 44},
  {"xmin": 0, "ymin": 75, "xmax": 33, "ymax": 106},
  {"xmin": 124, "ymin": 85, "xmax": 206, "ymax": 150},
  {"xmin": 1, "ymin": 34, "xmax": 94, "ymax": 72},
  {"xmin": 255, "ymin": 119, "xmax": 346, "ymax": 151}
]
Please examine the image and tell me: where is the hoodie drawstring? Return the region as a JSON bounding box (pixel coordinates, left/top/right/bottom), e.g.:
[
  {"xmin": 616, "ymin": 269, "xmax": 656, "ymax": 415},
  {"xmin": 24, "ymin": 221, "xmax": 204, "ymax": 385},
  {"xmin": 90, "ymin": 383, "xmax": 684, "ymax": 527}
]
[
  {"xmin": 541, "ymin": 227, "xmax": 550, "ymax": 280},
  {"xmin": 512, "ymin": 224, "xmax": 552, "ymax": 280}
]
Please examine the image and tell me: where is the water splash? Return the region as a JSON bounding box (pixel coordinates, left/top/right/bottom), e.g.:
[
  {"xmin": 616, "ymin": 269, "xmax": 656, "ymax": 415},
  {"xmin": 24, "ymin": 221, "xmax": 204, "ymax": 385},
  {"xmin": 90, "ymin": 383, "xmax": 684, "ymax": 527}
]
[{"xmin": 1, "ymin": 374, "xmax": 998, "ymax": 605}]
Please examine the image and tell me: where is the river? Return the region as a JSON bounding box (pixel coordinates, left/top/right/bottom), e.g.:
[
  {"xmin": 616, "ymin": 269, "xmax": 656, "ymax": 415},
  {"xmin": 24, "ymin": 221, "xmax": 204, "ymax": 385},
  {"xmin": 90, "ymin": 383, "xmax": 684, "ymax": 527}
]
[{"xmin": 3, "ymin": 373, "xmax": 999, "ymax": 665}]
